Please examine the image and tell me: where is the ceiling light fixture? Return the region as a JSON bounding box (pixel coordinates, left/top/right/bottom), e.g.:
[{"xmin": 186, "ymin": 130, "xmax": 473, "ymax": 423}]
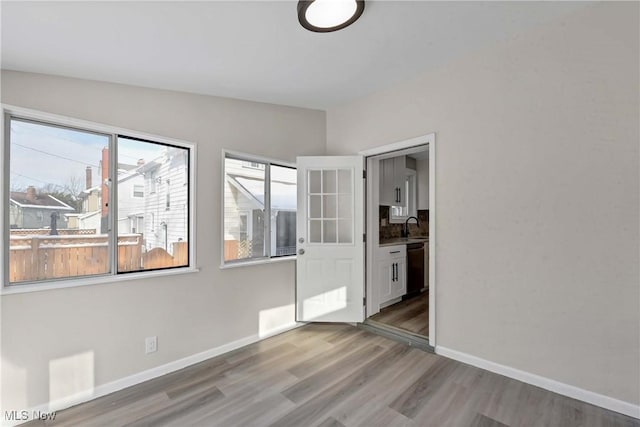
[{"xmin": 298, "ymin": 0, "xmax": 365, "ymax": 33}]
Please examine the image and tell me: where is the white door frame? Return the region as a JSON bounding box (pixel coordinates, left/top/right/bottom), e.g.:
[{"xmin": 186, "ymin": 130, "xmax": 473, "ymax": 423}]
[{"xmin": 359, "ymin": 133, "xmax": 436, "ymax": 345}]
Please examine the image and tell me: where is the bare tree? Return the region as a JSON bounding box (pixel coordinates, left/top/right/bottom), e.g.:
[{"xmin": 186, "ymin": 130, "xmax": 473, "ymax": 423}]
[{"xmin": 38, "ymin": 174, "xmax": 84, "ymax": 211}]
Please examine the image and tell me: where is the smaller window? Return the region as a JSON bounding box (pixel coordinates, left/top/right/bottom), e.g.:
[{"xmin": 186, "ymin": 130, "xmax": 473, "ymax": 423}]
[
  {"xmin": 133, "ymin": 184, "xmax": 144, "ymax": 198},
  {"xmin": 223, "ymin": 153, "xmax": 296, "ymax": 265},
  {"xmin": 390, "ymin": 171, "xmax": 417, "ymax": 222}
]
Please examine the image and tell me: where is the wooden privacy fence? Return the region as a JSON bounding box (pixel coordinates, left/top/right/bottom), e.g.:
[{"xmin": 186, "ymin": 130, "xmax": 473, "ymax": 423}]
[
  {"xmin": 10, "ymin": 228, "xmax": 97, "ymax": 236},
  {"xmin": 143, "ymin": 242, "xmax": 188, "ymax": 270},
  {"xmin": 9, "ymin": 234, "xmax": 188, "ymax": 282},
  {"xmin": 223, "ymin": 239, "xmax": 253, "ymax": 261}
]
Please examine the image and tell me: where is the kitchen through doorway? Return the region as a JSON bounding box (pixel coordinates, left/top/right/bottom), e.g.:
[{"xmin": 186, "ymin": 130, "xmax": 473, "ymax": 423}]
[{"xmin": 362, "ymin": 134, "xmax": 435, "ymax": 344}]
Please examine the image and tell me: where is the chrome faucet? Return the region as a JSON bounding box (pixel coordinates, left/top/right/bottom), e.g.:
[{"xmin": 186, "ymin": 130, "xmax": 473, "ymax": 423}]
[{"xmin": 402, "ymin": 216, "xmax": 419, "ymax": 238}]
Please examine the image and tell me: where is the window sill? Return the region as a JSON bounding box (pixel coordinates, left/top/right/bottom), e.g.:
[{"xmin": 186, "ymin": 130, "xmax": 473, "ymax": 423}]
[
  {"xmin": 1, "ymin": 267, "xmax": 200, "ymax": 296},
  {"xmin": 220, "ymin": 256, "xmax": 296, "ymax": 270}
]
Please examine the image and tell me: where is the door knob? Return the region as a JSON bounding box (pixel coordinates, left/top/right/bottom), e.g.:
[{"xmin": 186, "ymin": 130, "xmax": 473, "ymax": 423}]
[{"xmin": 298, "ymin": 249, "xmax": 305, "ymax": 255}]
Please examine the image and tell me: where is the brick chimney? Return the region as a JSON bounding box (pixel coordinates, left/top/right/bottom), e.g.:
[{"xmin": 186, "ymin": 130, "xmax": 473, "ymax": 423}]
[
  {"xmin": 137, "ymin": 158, "xmax": 145, "ymax": 167},
  {"xmin": 85, "ymin": 166, "xmax": 92, "ymax": 190},
  {"xmin": 26, "ymin": 186, "xmax": 37, "ymax": 201}
]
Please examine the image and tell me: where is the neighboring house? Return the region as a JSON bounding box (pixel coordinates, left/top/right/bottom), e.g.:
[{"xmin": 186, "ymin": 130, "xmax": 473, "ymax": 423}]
[
  {"xmin": 9, "ymin": 186, "xmax": 75, "ymax": 229},
  {"xmin": 117, "ymin": 167, "xmax": 146, "ymax": 235},
  {"xmin": 70, "ymin": 184, "xmax": 102, "ymax": 233},
  {"xmin": 72, "ymin": 163, "xmax": 146, "ymax": 235},
  {"xmin": 224, "ymin": 159, "xmax": 296, "ymax": 258},
  {"xmin": 139, "ymin": 147, "xmax": 189, "ymax": 254}
]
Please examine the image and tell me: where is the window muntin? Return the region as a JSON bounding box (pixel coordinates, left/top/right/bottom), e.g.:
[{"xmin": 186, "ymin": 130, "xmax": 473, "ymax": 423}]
[
  {"xmin": 223, "ymin": 154, "xmax": 296, "ymax": 264},
  {"xmin": 4, "ymin": 113, "xmax": 193, "ymax": 287}
]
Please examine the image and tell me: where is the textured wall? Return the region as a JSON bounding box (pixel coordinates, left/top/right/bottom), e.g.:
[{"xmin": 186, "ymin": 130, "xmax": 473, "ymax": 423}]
[
  {"xmin": 327, "ymin": 3, "xmax": 639, "ymax": 405},
  {"xmin": 1, "ymin": 71, "xmax": 326, "ymax": 411}
]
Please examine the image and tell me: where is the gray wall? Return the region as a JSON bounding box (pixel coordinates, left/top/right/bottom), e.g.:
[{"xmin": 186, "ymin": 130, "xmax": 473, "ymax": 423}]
[
  {"xmin": 1, "ymin": 70, "xmax": 326, "ymax": 411},
  {"xmin": 327, "ymin": 3, "xmax": 639, "ymax": 405}
]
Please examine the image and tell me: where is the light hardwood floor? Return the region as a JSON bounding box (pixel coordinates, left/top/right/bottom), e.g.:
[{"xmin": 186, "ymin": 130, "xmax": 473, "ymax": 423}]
[
  {"xmin": 370, "ymin": 292, "xmax": 428, "ymax": 336},
  {"xmin": 22, "ymin": 323, "xmax": 638, "ymax": 427}
]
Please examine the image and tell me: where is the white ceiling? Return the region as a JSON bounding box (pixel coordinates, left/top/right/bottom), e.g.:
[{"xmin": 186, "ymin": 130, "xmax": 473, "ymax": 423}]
[{"xmin": 1, "ymin": 1, "xmax": 588, "ymax": 110}]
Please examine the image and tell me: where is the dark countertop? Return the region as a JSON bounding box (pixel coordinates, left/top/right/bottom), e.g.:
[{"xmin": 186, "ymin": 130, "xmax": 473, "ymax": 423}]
[{"xmin": 379, "ymin": 237, "xmax": 428, "ymax": 247}]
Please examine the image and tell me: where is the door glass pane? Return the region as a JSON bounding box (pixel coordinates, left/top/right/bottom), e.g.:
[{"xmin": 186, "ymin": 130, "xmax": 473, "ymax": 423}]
[
  {"xmin": 223, "ymin": 157, "xmax": 266, "ymax": 261},
  {"xmin": 322, "ymin": 195, "xmax": 337, "ymax": 219},
  {"xmin": 322, "ymin": 170, "xmax": 337, "ymax": 193},
  {"xmin": 309, "ymin": 170, "xmax": 321, "ymax": 194},
  {"xmin": 309, "ymin": 220, "xmax": 322, "ymax": 243},
  {"xmin": 118, "ymin": 136, "xmax": 189, "ymax": 272},
  {"xmin": 338, "ymin": 194, "xmax": 351, "ymax": 219},
  {"xmin": 309, "ymin": 195, "xmax": 321, "ymax": 218},
  {"xmin": 338, "ymin": 219, "xmax": 353, "ymax": 244},
  {"xmin": 323, "ymin": 220, "xmax": 337, "ymax": 243},
  {"xmin": 338, "ymin": 169, "xmax": 351, "ymax": 194},
  {"xmin": 8, "ymin": 118, "xmax": 111, "ymax": 283}
]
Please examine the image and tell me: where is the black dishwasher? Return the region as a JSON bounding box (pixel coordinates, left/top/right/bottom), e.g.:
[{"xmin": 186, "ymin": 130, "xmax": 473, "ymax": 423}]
[{"xmin": 405, "ymin": 243, "xmax": 425, "ymax": 298}]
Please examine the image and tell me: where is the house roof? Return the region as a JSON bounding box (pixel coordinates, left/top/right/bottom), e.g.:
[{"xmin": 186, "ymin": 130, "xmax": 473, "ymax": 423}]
[{"xmin": 10, "ymin": 192, "xmax": 75, "ymax": 211}]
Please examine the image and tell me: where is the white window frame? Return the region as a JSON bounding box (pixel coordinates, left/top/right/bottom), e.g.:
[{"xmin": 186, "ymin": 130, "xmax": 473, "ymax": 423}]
[
  {"xmin": 221, "ymin": 149, "xmax": 297, "ymax": 268},
  {"xmin": 132, "ymin": 184, "xmax": 144, "ymax": 198},
  {"xmin": 1, "ymin": 105, "xmax": 198, "ymax": 295}
]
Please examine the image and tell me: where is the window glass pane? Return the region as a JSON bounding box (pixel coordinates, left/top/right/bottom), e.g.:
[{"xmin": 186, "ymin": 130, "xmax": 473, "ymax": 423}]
[
  {"xmin": 309, "ymin": 195, "xmax": 321, "ymax": 218},
  {"xmin": 338, "ymin": 169, "xmax": 351, "ymax": 194},
  {"xmin": 322, "ymin": 195, "xmax": 337, "ymax": 219},
  {"xmin": 338, "ymin": 219, "xmax": 353, "ymax": 244},
  {"xmin": 309, "ymin": 220, "xmax": 322, "ymax": 243},
  {"xmin": 322, "ymin": 170, "xmax": 337, "ymax": 193},
  {"xmin": 270, "ymin": 165, "xmax": 296, "ymax": 257},
  {"xmin": 224, "ymin": 157, "xmax": 266, "ymax": 261},
  {"xmin": 323, "ymin": 220, "xmax": 337, "ymax": 243},
  {"xmin": 338, "ymin": 194, "xmax": 351, "ymax": 219},
  {"xmin": 8, "ymin": 118, "xmax": 111, "ymax": 283},
  {"xmin": 117, "ymin": 136, "xmax": 189, "ymax": 272},
  {"xmin": 309, "ymin": 170, "xmax": 321, "ymax": 194}
]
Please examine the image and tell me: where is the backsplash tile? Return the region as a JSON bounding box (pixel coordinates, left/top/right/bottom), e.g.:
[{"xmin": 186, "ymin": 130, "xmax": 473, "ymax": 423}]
[{"xmin": 379, "ymin": 207, "xmax": 429, "ymax": 240}]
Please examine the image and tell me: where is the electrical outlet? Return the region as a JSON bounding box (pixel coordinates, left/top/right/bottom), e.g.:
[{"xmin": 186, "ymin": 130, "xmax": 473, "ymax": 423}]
[{"xmin": 145, "ymin": 336, "xmax": 157, "ymax": 354}]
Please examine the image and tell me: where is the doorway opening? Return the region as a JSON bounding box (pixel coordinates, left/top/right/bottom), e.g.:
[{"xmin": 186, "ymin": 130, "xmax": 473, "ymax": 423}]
[{"xmin": 361, "ymin": 134, "xmax": 435, "ymax": 346}]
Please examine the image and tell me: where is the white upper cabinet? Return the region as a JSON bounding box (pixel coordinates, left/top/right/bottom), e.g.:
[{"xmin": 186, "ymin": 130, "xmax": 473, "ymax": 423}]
[{"xmin": 379, "ymin": 156, "xmax": 406, "ymax": 206}]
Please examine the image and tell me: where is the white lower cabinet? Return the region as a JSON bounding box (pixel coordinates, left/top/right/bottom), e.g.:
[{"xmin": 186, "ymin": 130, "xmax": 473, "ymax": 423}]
[{"xmin": 376, "ymin": 245, "xmax": 406, "ymax": 306}]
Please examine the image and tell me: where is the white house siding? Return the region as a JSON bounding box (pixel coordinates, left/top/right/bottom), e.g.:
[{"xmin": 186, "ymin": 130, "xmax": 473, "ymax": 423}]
[
  {"xmin": 143, "ymin": 149, "xmax": 189, "ymax": 254},
  {"xmin": 117, "ymin": 173, "xmax": 145, "ymax": 234}
]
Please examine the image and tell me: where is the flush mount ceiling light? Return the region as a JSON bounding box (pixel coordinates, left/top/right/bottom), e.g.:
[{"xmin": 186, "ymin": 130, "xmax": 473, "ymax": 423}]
[{"xmin": 298, "ymin": 0, "xmax": 365, "ymax": 33}]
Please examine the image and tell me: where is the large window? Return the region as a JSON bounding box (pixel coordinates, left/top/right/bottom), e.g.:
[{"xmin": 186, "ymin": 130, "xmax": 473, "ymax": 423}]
[
  {"xmin": 223, "ymin": 153, "xmax": 296, "ymax": 264},
  {"xmin": 4, "ymin": 111, "xmax": 193, "ymax": 287}
]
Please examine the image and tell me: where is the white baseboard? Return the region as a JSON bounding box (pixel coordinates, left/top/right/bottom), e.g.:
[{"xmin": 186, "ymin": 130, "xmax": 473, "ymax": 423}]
[
  {"xmin": 2, "ymin": 322, "xmax": 302, "ymax": 427},
  {"xmin": 436, "ymin": 345, "xmax": 640, "ymax": 420}
]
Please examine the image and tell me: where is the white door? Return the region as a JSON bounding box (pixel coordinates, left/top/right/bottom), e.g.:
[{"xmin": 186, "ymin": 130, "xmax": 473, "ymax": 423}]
[{"xmin": 296, "ymin": 156, "xmax": 365, "ymax": 322}]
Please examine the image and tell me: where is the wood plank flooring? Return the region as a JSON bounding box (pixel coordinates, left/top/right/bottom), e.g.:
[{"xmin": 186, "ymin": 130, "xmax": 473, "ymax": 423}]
[
  {"xmin": 22, "ymin": 323, "xmax": 639, "ymax": 427},
  {"xmin": 370, "ymin": 291, "xmax": 428, "ymax": 336}
]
